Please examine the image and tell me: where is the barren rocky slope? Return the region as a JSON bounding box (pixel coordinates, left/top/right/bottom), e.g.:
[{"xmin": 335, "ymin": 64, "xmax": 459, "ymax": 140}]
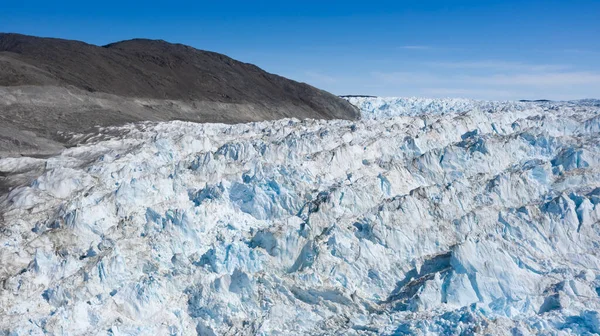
[{"xmin": 0, "ymin": 33, "xmax": 358, "ymax": 156}]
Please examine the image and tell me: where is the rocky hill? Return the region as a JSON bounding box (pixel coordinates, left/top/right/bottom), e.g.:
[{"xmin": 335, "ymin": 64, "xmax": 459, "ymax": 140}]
[{"xmin": 0, "ymin": 33, "xmax": 358, "ymax": 156}]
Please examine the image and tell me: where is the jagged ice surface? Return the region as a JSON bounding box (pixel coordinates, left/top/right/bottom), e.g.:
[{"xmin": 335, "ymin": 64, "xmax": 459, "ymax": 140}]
[{"xmin": 1, "ymin": 97, "xmax": 600, "ymax": 335}]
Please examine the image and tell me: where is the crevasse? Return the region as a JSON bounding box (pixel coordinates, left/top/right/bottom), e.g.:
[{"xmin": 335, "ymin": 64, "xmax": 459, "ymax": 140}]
[{"xmin": 1, "ymin": 97, "xmax": 600, "ymax": 335}]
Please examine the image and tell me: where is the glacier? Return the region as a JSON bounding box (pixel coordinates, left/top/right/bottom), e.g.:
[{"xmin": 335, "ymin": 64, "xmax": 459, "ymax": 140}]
[{"xmin": 1, "ymin": 97, "xmax": 600, "ymax": 335}]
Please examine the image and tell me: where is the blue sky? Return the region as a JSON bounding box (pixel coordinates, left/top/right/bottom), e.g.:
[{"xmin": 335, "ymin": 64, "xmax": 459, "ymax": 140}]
[{"xmin": 2, "ymin": 0, "xmax": 599, "ymax": 100}]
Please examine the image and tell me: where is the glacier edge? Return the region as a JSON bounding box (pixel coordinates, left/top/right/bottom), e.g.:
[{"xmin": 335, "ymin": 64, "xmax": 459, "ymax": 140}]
[{"xmin": 0, "ymin": 98, "xmax": 600, "ymax": 335}]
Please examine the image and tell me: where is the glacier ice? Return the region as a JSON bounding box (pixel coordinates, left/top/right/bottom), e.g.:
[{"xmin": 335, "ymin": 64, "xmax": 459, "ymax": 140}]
[{"xmin": 1, "ymin": 97, "xmax": 600, "ymax": 335}]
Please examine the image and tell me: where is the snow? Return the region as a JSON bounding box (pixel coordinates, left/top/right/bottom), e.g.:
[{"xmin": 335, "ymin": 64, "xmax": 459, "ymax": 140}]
[{"xmin": 1, "ymin": 97, "xmax": 600, "ymax": 335}]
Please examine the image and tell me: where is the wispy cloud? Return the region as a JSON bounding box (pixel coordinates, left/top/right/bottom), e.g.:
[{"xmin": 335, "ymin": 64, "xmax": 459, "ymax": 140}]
[
  {"xmin": 371, "ymin": 71, "xmax": 444, "ymax": 85},
  {"xmin": 370, "ymin": 69, "xmax": 600, "ymax": 100},
  {"xmin": 471, "ymin": 72, "xmax": 600, "ymax": 86},
  {"xmin": 421, "ymin": 88, "xmax": 514, "ymax": 99},
  {"xmin": 295, "ymin": 57, "xmax": 600, "ymax": 100},
  {"xmin": 398, "ymin": 45, "xmax": 466, "ymax": 52},
  {"xmin": 373, "ymin": 70, "xmax": 600, "ymax": 86},
  {"xmin": 398, "ymin": 45, "xmax": 433, "ymax": 50},
  {"xmin": 562, "ymin": 48, "xmax": 600, "ymax": 55},
  {"xmin": 303, "ymin": 71, "xmax": 338, "ymax": 84},
  {"xmin": 425, "ymin": 61, "xmax": 571, "ymax": 72}
]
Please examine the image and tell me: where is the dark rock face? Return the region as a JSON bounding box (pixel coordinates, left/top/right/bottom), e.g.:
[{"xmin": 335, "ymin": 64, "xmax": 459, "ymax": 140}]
[{"xmin": 0, "ymin": 33, "xmax": 359, "ymax": 156}]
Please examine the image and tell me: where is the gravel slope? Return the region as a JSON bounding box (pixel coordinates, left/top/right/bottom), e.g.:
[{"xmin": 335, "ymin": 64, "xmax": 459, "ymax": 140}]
[{"xmin": 0, "ymin": 33, "xmax": 358, "ymax": 156}]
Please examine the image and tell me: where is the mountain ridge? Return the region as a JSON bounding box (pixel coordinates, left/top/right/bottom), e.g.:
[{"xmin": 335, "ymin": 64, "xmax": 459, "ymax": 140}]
[{"xmin": 0, "ymin": 33, "xmax": 359, "ymax": 156}]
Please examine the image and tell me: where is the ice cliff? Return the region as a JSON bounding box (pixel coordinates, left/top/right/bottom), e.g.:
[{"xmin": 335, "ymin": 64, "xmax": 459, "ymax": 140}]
[{"xmin": 1, "ymin": 97, "xmax": 600, "ymax": 335}]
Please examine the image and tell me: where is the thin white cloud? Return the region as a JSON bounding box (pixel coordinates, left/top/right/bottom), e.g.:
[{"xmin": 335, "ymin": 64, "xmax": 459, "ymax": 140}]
[
  {"xmin": 371, "ymin": 71, "xmax": 446, "ymax": 85},
  {"xmin": 369, "ymin": 69, "xmax": 600, "ymax": 100},
  {"xmin": 373, "ymin": 71, "xmax": 600, "ymax": 86},
  {"xmin": 562, "ymin": 49, "xmax": 600, "ymax": 55},
  {"xmin": 425, "ymin": 61, "xmax": 571, "ymax": 72},
  {"xmin": 399, "ymin": 45, "xmax": 432, "ymax": 50},
  {"xmin": 421, "ymin": 88, "xmax": 514, "ymax": 98},
  {"xmin": 468, "ymin": 72, "xmax": 600, "ymax": 86},
  {"xmin": 303, "ymin": 71, "xmax": 337, "ymax": 84}
]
